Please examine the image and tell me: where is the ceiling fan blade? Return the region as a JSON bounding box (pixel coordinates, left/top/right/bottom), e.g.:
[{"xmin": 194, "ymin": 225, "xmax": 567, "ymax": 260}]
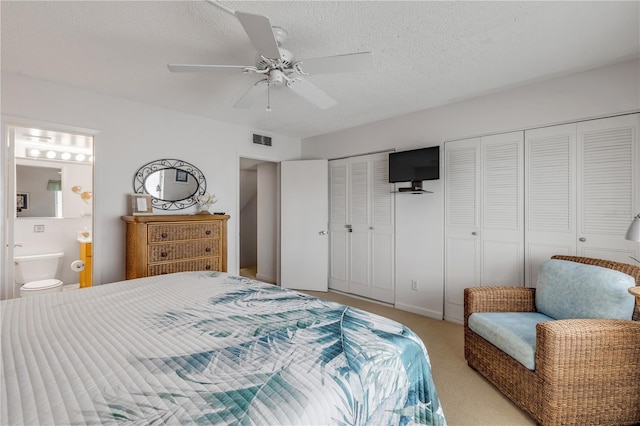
[
  {"xmin": 168, "ymin": 64, "xmax": 249, "ymax": 73},
  {"xmin": 287, "ymin": 78, "xmax": 337, "ymax": 110},
  {"xmin": 234, "ymin": 80, "xmax": 269, "ymax": 109},
  {"xmin": 235, "ymin": 11, "xmax": 281, "ymax": 59},
  {"xmin": 296, "ymin": 52, "xmax": 374, "ymax": 74}
]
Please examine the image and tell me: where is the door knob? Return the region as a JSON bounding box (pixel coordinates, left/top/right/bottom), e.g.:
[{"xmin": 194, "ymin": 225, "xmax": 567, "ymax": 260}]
[
  {"xmin": 319, "ymin": 231, "xmax": 327, "ymax": 235},
  {"xmin": 471, "ymin": 231, "xmax": 477, "ymax": 236},
  {"xmin": 579, "ymin": 237, "xmax": 586, "ymax": 242}
]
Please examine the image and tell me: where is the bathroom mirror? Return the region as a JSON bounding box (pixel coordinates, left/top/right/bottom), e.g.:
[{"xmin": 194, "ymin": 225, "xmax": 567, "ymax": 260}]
[
  {"xmin": 16, "ymin": 165, "xmax": 63, "ymax": 218},
  {"xmin": 133, "ymin": 159, "xmax": 206, "ymax": 210}
]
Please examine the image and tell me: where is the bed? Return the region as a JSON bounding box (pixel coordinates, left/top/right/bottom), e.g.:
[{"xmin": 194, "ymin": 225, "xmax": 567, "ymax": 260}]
[{"xmin": 1, "ymin": 271, "xmax": 446, "ymax": 425}]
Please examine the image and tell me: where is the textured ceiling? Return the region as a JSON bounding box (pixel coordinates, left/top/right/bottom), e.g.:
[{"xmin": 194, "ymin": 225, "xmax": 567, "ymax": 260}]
[{"xmin": 2, "ymin": 1, "xmax": 639, "ymax": 139}]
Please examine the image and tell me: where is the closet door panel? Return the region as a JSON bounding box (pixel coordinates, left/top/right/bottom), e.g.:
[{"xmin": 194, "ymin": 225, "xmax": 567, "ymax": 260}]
[
  {"xmin": 481, "ymin": 132, "xmax": 524, "ymax": 286},
  {"xmin": 577, "ymin": 114, "xmax": 639, "ymax": 262},
  {"xmin": 370, "ymin": 154, "xmax": 394, "ymax": 301},
  {"xmin": 445, "ymin": 138, "xmax": 481, "ymax": 320},
  {"xmin": 525, "ymin": 123, "xmax": 576, "ymax": 286},
  {"xmin": 329, "ymin": 161, "xmax": 349, "ymax": 291}
]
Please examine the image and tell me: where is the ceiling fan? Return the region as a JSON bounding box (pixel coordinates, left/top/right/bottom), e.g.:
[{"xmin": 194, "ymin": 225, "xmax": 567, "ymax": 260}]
[{"xmin": 167, "ymin": 2, "xmax": 374, "ymax": 111}]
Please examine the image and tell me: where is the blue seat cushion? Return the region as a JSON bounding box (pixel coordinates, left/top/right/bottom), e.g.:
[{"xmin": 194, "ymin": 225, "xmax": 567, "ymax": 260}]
[
  {"xmin": 468, "ymin": 312, "xmax": 553, "ymax": 370},
  {"xmin": 535, "ymin": 260, "xmax": 636, "ymax": 320}
]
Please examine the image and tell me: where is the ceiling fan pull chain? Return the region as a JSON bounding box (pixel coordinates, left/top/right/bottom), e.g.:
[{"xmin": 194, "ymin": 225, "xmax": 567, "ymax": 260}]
[{"xmin": 266, "ymin": 84, "xmax": 272, "ymax": 112}]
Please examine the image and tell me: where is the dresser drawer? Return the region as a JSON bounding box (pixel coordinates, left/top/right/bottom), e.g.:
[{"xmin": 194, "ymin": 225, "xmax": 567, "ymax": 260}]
[
  {"xmin": 148, "ymin": 222, "xmax": 221, "ymax": 243},
  {"xmin": 148, "ymin": 257, "xmax": 220, "ymax": 276},
  {"xmin": 148, "ymin": 240, "xmax": 219, "ymax": 262}
]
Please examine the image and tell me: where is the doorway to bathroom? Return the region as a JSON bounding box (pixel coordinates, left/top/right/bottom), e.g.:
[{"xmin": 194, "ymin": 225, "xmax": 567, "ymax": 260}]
[{"xmin": 3, "ymin": 122, "xmax": 95, "ymax": 300}]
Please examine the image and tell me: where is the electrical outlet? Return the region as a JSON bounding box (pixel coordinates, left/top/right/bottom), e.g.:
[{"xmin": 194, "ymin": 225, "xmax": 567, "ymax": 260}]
[
  {"xmin": 411, "ymin": 280, "xmax": 418, "ymax": 291},
  {"xmin": 34, "ymin": 225, "xmax": 45, "ymax": 233}
]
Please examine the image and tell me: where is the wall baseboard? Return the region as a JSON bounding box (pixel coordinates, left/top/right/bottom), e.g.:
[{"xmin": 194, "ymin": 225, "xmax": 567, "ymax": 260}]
[
  {"xmin": 256, "ymin": 273, "xmax": 276, "ymax": 284},
  {"xmin": 395, "ymin": 302, "xmax": 443, "ymax": 321}
]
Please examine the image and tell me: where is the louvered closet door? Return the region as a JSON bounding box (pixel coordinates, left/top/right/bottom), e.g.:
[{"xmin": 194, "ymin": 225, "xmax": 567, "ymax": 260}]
[
  {"xmin": 369, "ymin": 154, "xmax": 394, "ymax": 303},
  {"xmin": 444, "ymin": 138, "xmax": 481, "ymax": 322},
  {"xmin": 445, "ymin": 133, "xmax": 523, "ymax": 322},
  {"xmin": 329, "ymin": 159, "xmax": 349, "ymax": 292},
  {"xmin": 348, "ymin": 158, "xmax": 371, "ymax": 292},
  {"xmin": 480, "ymin": 132, "xmax": 524, "ymax": 287},
  {"xmin": 577, "ymin": 114, "xmax": 639, "ymax": 262},
  {"xmin": 525, "ymin": 123, "xmax": 577, "ymax": 286},
  {"xmin": 328, "ymin": 152, "xmax": 395, "ymax": 303}
]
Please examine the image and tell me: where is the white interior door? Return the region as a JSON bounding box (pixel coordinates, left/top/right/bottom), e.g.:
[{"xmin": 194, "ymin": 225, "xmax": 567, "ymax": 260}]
[{"xmin": 281, "ymin": 159, "xmax": 328, "ymax": 291}]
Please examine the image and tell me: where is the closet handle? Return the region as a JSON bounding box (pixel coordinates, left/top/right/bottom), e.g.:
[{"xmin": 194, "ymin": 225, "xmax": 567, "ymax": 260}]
[
  {"xmin": 471, "ymin": 231, "xmax": 477, "ymax": 236},
  {"xmin": 579, "ymin": 237, "xmax": 586, "ymax": 242}
]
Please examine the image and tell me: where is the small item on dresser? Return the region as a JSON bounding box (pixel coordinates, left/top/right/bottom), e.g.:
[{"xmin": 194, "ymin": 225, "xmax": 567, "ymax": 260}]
[
  {"xmin": 213, "ymin": 212, "xmax": 225, "ymax": 215},
  {"xmin": 196, "ymin": 192, "xmax": 217, "ymax": 214},
  {"xmin": 129, "ymin": 194, "xmax": 153, "ymax": 215}
]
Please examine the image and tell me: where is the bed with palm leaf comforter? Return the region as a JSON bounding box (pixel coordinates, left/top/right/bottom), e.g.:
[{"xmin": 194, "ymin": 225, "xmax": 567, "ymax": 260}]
[{"xmin": 1, "ymin": 271, "xmax": 446, "ymax": 425}]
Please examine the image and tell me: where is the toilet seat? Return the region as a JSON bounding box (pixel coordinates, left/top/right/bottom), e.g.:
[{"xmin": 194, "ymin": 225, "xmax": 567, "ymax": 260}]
[{"xmin": 21, "ymin": 279, "xmax": 63, "ymax": 291}]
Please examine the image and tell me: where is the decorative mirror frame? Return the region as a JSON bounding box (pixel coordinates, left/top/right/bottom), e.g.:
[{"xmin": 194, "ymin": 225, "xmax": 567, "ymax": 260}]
[{"xmin": 133, "ymin": 159, "xmax": 206, "ymax": 210}]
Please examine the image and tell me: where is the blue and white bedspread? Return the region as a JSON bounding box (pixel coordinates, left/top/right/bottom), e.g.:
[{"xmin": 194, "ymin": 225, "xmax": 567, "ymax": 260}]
[{"xmin": 1, "ymin": 271, "xmax": 446, "ymax": 425}]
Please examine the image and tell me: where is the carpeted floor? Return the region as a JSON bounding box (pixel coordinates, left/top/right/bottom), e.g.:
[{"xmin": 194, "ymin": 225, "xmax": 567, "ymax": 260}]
[{"xmin": 302, "ymin": 289, "xmax": 536, "ymax": 426}]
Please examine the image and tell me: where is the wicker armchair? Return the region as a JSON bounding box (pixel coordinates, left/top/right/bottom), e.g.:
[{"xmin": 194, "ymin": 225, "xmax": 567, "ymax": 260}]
[{"xmin": 464, "ymin": 256, "xmax": 640, "ymax": 425}]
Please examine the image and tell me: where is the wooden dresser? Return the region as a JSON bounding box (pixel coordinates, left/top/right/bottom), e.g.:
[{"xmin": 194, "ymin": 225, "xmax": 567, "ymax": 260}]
[{"xmin": 121, "ymin": 214, "xmax": 229, "ymax": 279}]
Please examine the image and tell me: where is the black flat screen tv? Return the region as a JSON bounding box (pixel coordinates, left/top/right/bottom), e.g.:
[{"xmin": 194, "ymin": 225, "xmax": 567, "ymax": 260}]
[{"xmin": 388, "ymin": 146, "xmax": 440, "ymax": 188}]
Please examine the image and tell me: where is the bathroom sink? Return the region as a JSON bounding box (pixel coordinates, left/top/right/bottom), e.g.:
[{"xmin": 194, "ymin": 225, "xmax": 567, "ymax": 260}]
[{"xmin": 77, "ymin": 237, "xmax": 92, "ymax": 243}]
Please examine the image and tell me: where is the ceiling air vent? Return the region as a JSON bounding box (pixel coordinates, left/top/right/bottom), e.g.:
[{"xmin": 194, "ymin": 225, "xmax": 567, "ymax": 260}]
[{"xmin": 253, "ymin": 133, "xmax": 272, "ymax": 146}]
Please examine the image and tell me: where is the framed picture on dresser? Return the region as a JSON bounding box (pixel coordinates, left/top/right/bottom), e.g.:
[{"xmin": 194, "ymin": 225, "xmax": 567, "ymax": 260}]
[{"xmin": 129, "ymin": 194, "xmax": 153, "ymax": 215}]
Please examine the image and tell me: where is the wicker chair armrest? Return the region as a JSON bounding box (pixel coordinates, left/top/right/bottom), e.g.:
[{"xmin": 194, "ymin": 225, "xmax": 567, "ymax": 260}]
[
  {"xmin": 536, "ymin": 319, "xmax": 640, "ymax": 376},
  {"xmin": 464, "ymin": 286, "xmax": 536, "ymax": 327}
]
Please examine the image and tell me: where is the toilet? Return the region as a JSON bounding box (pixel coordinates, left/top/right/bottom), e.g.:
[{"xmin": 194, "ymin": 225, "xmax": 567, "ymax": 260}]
[{"xmin": 14, "ymin": 252, "xmax": 64, "ymax": 297}]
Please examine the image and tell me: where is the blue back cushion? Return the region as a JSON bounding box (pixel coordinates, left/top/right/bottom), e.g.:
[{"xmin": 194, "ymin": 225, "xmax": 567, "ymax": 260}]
[{"xmin": 535, "ymin": 259, "xmax": 635, "ymax": 320}]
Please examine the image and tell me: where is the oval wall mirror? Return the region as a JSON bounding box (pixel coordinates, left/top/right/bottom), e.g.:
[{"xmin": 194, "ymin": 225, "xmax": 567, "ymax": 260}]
[{"xmin": 133, "ymin": 159, "xmax": 206, "ymax": 210}]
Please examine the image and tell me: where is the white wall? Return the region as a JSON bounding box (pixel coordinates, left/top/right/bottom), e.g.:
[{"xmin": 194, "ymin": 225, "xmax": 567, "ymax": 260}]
[
  {"xmin": 302, "ymin": 59, "xmax": 640, "ymax": 319},
  {"xmin": 239, "ymin": 169, "xmax": 258, "ymax": 268},
  {"xmin": 1, "ymin": 72, "xmax": 302, "ymax": 291},
  {"xmin": 256, "ymin": 162, "xmax": 278, "ymax": 283}
]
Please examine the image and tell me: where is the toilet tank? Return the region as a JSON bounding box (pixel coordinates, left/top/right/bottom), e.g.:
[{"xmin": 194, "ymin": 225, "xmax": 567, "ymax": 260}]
[{"xmin": 14, "ymin": 252, "xmax": 64, "ymax": 284}]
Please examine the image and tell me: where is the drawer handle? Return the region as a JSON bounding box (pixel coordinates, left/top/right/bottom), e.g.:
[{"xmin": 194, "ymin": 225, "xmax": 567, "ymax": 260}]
[
  {"xmin": 205, "ymin": 247, "xmax": 211, "ymax": 253},
  {"xmin": 161, "ymin": 252, "xmax": 168, "ymax": 257},
  {"xmin": 205, "ymin": 265, "xmax": 211, "ymax": 270},
  {"xmin": 205, "ymin": 230, "xmax": 211, "ymax": 235},
  {"xmin": 161, "ymin": 232, "xmax": 168, "ymax": 238}
]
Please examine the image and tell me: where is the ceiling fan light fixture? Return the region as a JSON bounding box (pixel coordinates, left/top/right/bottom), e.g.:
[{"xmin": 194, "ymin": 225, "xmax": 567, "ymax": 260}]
[{"xmin": 271, "ymin": 26, "xmax": 288, "ymax": 46}]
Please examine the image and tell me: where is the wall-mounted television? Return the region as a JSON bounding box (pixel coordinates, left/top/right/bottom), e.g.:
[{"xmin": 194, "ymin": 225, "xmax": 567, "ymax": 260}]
[{"xmin": 388, "ymin": 146, "xmax": 439, "ymax": 191}]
